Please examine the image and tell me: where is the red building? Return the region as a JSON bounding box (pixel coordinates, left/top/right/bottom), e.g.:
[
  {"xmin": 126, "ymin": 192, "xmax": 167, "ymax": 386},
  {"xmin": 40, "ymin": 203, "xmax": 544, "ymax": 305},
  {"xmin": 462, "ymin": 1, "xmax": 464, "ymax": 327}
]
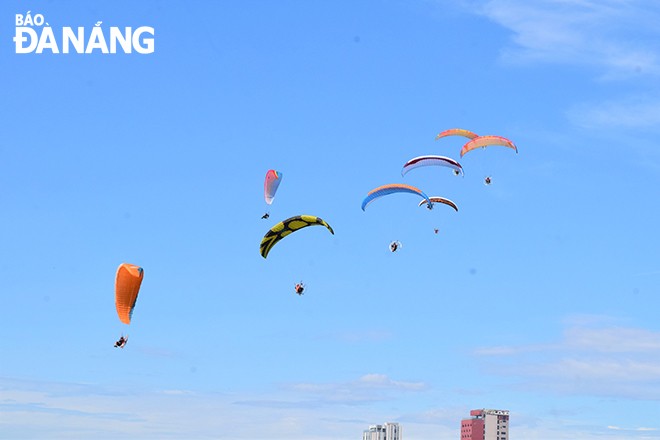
[{"xmin": 461, "ymin": 409, "xmax": 509, "ymax": 440}]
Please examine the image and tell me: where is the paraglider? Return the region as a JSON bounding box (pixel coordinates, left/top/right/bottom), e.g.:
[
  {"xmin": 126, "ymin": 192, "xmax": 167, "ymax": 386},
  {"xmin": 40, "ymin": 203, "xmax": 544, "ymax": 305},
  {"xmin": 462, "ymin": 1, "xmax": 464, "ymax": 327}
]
[
  {"xmin": 260, "ymin": 215, "xmax": 334, "ymax": 258},
  {"xmin": 115, "ymin": 263, "xmax": 143, "ymax": 325},
  {"xmin": 435, "ymin": 129, "xmax": 478, "ymax": 141},
  {"xmin": 418, "ymin": 197, "xmax": 458, "ymax": 212},
  {"xmin": 264, "ymin": 170, "xmax": 283, "ymax": 205},
  {"xmin": 401, "ymin": 155, "xmax": 464, "ymax": 177},
  {"xmin": 114, "ymin": 263, "xmax": 142, "ymax": 348},
  {"xmin": 460, "ymin": 136, "xmax": 517, "ymax": 157},
  {"xmin": 361, "ymin": 184, "xmax": 432, "ymax": 211},
  {"xmin": 295, "ymin": 281, "xmax": 306, "ymax": 295},
  {"xmin": 389, "ymin": 241, "xmax": 402, "ymax": 252}
]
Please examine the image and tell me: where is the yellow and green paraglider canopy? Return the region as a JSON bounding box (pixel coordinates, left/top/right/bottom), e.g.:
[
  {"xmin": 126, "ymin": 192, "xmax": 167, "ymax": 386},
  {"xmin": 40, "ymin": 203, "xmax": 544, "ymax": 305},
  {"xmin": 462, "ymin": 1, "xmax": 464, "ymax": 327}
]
[{"xmin": 260, "ymin": 215, "xmax": 334, "ymax": 258}]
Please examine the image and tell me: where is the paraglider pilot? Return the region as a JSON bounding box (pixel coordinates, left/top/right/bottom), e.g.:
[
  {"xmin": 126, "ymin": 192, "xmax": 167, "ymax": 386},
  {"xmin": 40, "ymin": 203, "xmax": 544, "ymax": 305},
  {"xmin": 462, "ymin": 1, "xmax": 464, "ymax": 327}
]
[
  {"xmin": 484, "ymin": 176, "xmax": 492, "ymax": 185},
  {"xmin": 114, "ymin": 335, "xmax": 127, "ymax": 348},
  {"xmin": 295, "ymin": 282, "xmax": 305, "ymax": 295},
  {"xmin": 261, "ymin": 212, "xmax": 270, "ymax": 219}
]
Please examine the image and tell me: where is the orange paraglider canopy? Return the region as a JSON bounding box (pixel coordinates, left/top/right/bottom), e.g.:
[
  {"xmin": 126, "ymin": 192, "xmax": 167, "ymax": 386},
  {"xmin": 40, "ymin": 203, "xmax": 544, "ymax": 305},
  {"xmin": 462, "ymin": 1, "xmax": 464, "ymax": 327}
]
[{"xmin": 115, "ymin": 263, "xmax": 143, "ymax": 325}]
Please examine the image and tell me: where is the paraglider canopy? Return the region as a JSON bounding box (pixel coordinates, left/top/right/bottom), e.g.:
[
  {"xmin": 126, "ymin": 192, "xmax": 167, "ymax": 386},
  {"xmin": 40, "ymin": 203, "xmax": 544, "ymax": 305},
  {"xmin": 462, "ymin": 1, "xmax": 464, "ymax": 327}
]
[
  {"xmin": 461, "ymin": 136, "xmax": 517, "ymax": 157},
  {"xmin": 115, "ymin": 263, "xmax": 143, "ymax": 325},
  {"xmin": 260, "ymin": 215, "xmax": 334, "ymax": 258},
  {"xmin": 418, "ymin": 197, "xmax": 458, "ymax": 212},
  {"xmin": 361, "ymin": 184, "xmax": 432, "ymax": 211},
  {"xmin": 435, "ymin": 129, "xmax": 478, "ymax": 141},
  {"xmin": 401, "ymin": 155, "xmax": 464, "ymax": 177},
  {"xmin": 264, "ymin": 170, "xmax": 282, "ymax": 205}
]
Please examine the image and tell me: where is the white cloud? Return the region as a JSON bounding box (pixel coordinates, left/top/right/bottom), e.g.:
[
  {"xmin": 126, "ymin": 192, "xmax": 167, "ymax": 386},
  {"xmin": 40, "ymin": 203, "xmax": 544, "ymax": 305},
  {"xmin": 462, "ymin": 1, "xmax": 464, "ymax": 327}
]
[
  {"xmin": 267, "ymin": 374, "xmax": 429, "ymax": 406},
  {"xmin": 319, "ymin": 417, "xmax": 368, "ymax": 424},
  {"xmin": 473, "ymin": 345, "xmax": 526, "ymax": 355},
  {"xmin": 233, "ymin": 399, "xmax": 324, "ymax": 409},
  {"xmin": 466, "ymin": 0, "xmax": 660, "ymax": 78},
  {"xmin": 471, "ymin": 320, "xmax": 660, "ymax": 400},
  {"xmin": 503, "ymin": 358, "xmax": 660, "ymax": 382},
  {"xmin": 281, "ymin": 374, "xmax": 428, "ymax": 394},
  {"xmin": 567, "ymin": 97, "xmax": 660, "ymax": 129},
  {"xmin": 314, "ymin": 330, "xmax": 394, "ymax": 342},
  {"xmin": 634, "ymin": 270, "xmax": 660, "ymax": 277},
  {"xmin": 398, "ymin": 406, "xmax": 469, "ymax": 425},
  {"xmin": 474, "ymin": 323, "xmax": 660, "ymax": 356},
  {"xmin": 562, "ymin": 314, "xmax": 621, "ymax": 327},
  {"xmin": 451, "ymin": 1, "xmax": 660, "ymax": 137},
  {"xmin": 453, "ymin": 387, "xmax": 484, "ymax": 395},
  {"xmin": 0, "ymin": 376, "xmax": 413, "ymax": 439},
  {"xmin": 135, "ymin": 346, "xmax": 181, "ymax": 358},
  {"xmin": 608, "ymin": 426, "xmax": 660, "ymax": 433},
  {"xmin": 563, "ymin": 327, "xmax": 660, "ymax": 353},
  {"xmin": 358, "ymin": 373, "xmax": 428, "ymax": 391}
]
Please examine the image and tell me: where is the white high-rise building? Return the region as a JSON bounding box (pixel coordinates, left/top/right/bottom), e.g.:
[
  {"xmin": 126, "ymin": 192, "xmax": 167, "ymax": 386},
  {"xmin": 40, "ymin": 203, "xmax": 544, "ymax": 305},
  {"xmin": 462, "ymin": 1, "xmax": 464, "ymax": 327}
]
[{"xmin": 363, "ymin": 422, "xmax": 401, "ymax": 440}]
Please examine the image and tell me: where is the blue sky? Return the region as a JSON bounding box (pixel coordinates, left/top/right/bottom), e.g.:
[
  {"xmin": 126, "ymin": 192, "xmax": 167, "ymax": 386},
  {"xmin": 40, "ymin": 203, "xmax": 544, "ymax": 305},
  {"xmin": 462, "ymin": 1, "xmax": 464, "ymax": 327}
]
[{"xmin": 1, "ymin": 1, "xmax": 659, "ymax": 439}]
